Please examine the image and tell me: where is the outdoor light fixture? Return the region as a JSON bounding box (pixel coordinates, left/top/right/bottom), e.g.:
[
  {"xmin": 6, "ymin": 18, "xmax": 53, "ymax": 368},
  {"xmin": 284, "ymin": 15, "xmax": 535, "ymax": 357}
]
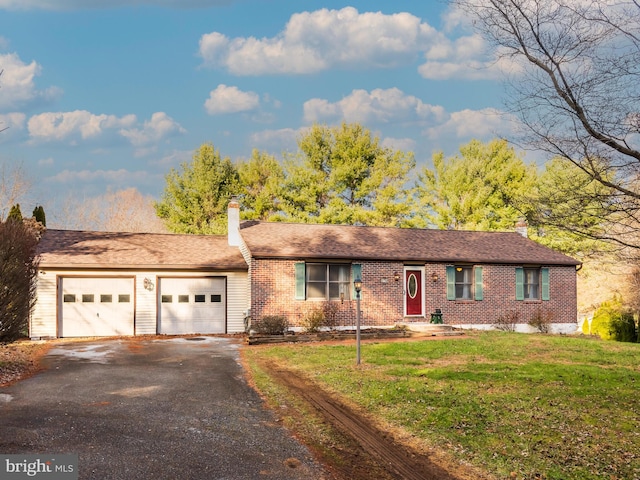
[
  {"xmin": 354, "ymin": 277, "xmax": 362, "ymax": 365},
  {"xmin": 431, "ymin": 272, "xmax": 439, "ymax": 282},
  {"xmin": 143, "ymin": 277, "xmax": 155, "ymax": 291},
  {"xmin": 393, "ymin": 272, "xmax": 400, "ymax": 282}
]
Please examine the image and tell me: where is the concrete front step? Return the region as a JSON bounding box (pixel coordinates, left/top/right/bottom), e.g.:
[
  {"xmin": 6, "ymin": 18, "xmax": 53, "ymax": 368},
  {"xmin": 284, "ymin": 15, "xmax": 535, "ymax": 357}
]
[{"xmin": 396, "ymin": 322, "xmax": 465, "ymax": 336}]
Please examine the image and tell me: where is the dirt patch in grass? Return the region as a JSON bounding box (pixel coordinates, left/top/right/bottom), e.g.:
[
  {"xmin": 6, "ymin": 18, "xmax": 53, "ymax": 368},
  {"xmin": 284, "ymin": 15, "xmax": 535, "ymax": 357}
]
[{"xmin": 243, "ymin": 337, "xmax": 489, "ymax": 480}]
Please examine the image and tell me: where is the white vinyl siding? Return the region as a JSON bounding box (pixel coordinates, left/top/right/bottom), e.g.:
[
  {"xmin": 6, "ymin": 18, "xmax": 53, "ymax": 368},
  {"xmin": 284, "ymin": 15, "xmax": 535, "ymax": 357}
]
[
  {"xmin": 226, "ymin": 271, "xmax": 249, "ymax": 333},
  {"xmin": 135, "ymin": 273, "xmax": 158, "ymax": 335},
  {"xmin": 30, "ymin": 271, "xmax": 58, "ymax": 338}
]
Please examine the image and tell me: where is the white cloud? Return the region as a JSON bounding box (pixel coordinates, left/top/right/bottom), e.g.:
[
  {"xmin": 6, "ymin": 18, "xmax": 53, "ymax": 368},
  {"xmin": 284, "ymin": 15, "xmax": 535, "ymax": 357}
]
[
  {"xmin": 0, "ymin": 53, "xmax": 62, "ymax": 110},
  {"xmin": 120, "ymin": 112, "xmax": 186, "ymax": 147},
  {"xmin": 425, "ymin": 108, "xmax": 516, "ymax": 140},
  {"xmin": 381, "ymin": 137, "xmax": 416, "ymax": 153},
  {"xmin": 27, "ymin": 110, "xmax": 136, "ymax": 144},
  {"xmin": 303, "ymin": 88, "xmax": 446, "ymax": 125},
  {"xmin": 148, "ymin": 149, "xmax": 192, "ymax": 168},
  {"xmin": 27, "ymin": 110, "xmax": 184, "ymax": 149},
  {"xmin": 250, "ymin": 128, "xmax": 300, "ymax": 152},
  {"xmin": 0, "ymin": 0, "xmax": 234, "ymax": 11},
  {"xmin": 418, "ymin": 33, "xmax": 503, "ymax": 80},
  {"xmin": 199, "ymin": 7, "xmax": 441, "ymax": 75},
  {"xmin": 46, "ymin": 169, "xmax": 151, "ymax": 184},
  {"xmin": 0, "ymin": 112, "xmax": 26, "ymax": 140},
  {"xmin": 204, "ymin": 84, "xmax": 260, "ymax": 115},
  {"xmin": 38, "ymin": 157, "xmax": 54, "ymax": 166}
]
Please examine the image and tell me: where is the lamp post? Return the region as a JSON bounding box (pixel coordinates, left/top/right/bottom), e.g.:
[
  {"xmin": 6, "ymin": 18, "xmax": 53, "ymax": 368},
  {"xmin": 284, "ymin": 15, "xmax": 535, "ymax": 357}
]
[{"xmin": 354, "ymin": 277, "xmax": 362, "ymax": 365}]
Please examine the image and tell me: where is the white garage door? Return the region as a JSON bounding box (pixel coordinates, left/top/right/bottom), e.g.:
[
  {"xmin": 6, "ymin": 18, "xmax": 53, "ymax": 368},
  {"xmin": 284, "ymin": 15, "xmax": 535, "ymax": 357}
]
[
  {"xmin": 60, "ymin": 277, "xmax": 135, "ymax": 337},
  {"xmin": 158, "ymin": 277, "xmax": 226, "ymax": 335}
]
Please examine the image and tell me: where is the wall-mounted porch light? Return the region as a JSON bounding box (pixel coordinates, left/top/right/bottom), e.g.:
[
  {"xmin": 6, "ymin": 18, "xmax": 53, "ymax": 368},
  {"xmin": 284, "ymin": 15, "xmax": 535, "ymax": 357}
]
[
  {"xmin": 393, "ymin": 272, "xmax": 400, "ymax": 282},
  {"xmin": 431, "ymin": 271, "xmax": 439, "ymax": 282},
  {"xmin": 143, "ymin": 277, "xmax": 155, "ymax": 291}
]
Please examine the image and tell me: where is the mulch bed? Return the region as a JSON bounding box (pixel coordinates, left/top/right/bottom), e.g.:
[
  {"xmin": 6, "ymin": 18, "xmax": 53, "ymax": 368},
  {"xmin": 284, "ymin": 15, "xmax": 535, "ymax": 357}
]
[{"xmin": 247, "ymin": 328, "xmax": 413, "ymax": 345}]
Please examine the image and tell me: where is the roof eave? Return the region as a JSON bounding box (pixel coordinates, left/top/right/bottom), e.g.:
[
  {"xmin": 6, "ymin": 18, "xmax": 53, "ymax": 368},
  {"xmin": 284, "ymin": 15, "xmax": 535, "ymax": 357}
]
[
  {"xmin": 38, "ymin": 263, "xmax": 248, "ymax": 271},
  {"xmin": 249, "ymin": 253, "xmax": 580, "ymax": 266}
]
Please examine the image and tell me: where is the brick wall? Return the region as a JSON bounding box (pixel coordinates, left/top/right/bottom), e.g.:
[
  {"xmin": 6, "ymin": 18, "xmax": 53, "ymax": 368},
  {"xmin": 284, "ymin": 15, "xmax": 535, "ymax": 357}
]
[
  {"xmin": 250, "ymin": 259, "xmax": 577, "ymax": 328},
  {"xmin": 424, "ymin": 263, "xmax": 577, "ymax": 326}
]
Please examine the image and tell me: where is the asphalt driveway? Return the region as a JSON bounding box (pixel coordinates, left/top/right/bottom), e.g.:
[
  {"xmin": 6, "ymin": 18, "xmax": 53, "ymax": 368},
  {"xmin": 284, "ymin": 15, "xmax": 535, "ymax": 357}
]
[{"xmin": 0, "ymin": 337, "xmax": 329, "ymax": 480}]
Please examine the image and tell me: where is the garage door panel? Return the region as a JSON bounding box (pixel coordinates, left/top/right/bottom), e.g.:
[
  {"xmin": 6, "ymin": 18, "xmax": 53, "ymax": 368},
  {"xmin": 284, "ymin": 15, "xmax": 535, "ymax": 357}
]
[
  {"xmin": 61, "ymin": 277, "xmax": 134, "ymax": 337},
  {"xmin": 158, "ymin": 278, "xmax": 226, "ymax": 334}
]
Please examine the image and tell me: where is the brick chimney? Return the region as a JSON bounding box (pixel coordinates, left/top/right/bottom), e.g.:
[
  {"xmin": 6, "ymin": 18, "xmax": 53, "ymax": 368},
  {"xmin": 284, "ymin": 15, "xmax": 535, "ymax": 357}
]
[
  {"xmin": 515, "ymin": 218, "xmax": 528, "ymax": 238},
  {"xmin": 228, "ymin": 196, "xmax": 240, "ymax": 246}
]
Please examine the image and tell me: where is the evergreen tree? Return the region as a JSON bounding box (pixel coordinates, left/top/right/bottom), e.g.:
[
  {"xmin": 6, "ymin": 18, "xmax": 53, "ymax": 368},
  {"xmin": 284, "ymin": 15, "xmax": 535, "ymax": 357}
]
[
  {"xmin": 155, "ymin": 143, "xmax": 240, "ymax": 234},
  {"xmin": 279, "ymin": 122, "xmax": 417, "ymax": 227},
  {"xmin": 32, "ymin": 205, "xmax": 46, "ymax": 226},
  {"xmin": 7, "ymin": 203, "xmax": 23, "ymax": 222},
  {"xmin": 237, "ymin": 150, "xmax": 285, "ymax": 221},
  {"xmin": 418, "ymin": 139, "xmax": 536, "ymax": 231}
]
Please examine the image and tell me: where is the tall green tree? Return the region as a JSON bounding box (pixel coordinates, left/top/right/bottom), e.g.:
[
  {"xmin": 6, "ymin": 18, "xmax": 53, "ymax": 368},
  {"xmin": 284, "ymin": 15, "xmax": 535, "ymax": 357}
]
[
  {"xmin": 526, "ymin": 157, "xmax": 611, "ymax": 258},
  {"xmin": 32, "ymin": 205, "xmax": 46, "ymax": 227},
  {"xmin": 419, "ymin": 139, "xmax": 536, "ymax": 231},
  {"xmin": 279, "ymin": 122, "xmax": 417, "ymax": 227},
  {"xmin": 7, "ymin": 203, "xmax": 23, "ymax": 222},
  {"xmin": 237, "ymin": 149, "xmax": 285, "ymax": 221},
  {"xmin": 155, "ymin": 143, "xmax": 240, "ymax": 234}
]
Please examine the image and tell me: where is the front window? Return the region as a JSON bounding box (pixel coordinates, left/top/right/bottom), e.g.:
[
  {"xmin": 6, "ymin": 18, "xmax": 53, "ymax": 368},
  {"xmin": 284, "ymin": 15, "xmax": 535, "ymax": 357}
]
[
  {"xmin": 524, "ymin": 268, "xmax": 540, "ymax": 300},
  {"xmin": 455, "ymin": 266, "xmax": 473, "ymax": 300},
  {"xmin": 307, "ymin": 264, "xmax": 351, "ymax": 300}
]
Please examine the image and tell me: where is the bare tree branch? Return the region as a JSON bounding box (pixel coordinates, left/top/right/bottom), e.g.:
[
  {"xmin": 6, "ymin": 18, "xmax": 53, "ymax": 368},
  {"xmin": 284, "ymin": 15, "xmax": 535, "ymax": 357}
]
[{"xmin": 453, "ymin": 0, "xmax": 640, "ymax": 248}]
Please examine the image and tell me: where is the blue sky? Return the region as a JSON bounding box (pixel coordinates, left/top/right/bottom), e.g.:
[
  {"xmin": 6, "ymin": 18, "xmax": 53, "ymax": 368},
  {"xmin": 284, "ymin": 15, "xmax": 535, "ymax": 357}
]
[{"xmin": 0, "ymin": 0, "xmax": 521, "ymax": 217}]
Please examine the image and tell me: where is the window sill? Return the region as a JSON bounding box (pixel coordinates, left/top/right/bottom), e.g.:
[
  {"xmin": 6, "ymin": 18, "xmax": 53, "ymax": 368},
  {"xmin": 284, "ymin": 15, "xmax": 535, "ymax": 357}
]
[{"xmin": 306, "ymin": 298, "xmax": 351, "ymax": 302}]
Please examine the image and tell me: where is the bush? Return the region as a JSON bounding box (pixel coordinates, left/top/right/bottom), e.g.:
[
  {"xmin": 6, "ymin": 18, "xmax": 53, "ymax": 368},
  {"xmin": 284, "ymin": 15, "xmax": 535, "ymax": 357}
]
[
  {"xmin": 581, "ymin": 317, "xmax": 590, "ymax": 335},
  {"xmin": 321, "ymin": 301, "xmax": 340, "ymax": 329},
  {"xmin": 493, "ymin": 310, "xmax": 519, "ymax": 332},
  {"xmin": 591, "ymin": 296, "xmax": 624, "ymax": 340},
  {"xmin": 301, "ymin": 306, "xmax": 326, "ymax": 333},
  {"xmin": 0, "ymin": 220, "xmax": 40, "ymax": 343},
  {"xmin": 528, "ymin": 307, "xmax": 554, "ymax": 333},
  {"xmin": 608, "ymin": 312, "xmax": 638, "ymax": 343},
  {"xmin": 253, "ymin": 315, "xmax": 289, "ymax": 335}
]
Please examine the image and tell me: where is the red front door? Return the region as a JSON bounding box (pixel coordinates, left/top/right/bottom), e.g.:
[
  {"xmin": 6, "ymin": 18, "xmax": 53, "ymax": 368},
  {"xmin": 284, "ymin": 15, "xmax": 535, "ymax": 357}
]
[{"xmin": 405, "ymin": 269, "xmax": 423, "ymax": 316}]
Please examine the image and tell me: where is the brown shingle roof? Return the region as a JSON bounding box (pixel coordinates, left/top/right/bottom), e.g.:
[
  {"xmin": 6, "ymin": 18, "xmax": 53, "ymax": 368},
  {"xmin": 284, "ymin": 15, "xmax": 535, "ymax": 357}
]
[
  {"xmin": 240, "ymin": 221, "xmax": 580, "ymax": 266},
  {"xmin": 37, "ymin": 230, "xmax": 248, "ymax": 271}
]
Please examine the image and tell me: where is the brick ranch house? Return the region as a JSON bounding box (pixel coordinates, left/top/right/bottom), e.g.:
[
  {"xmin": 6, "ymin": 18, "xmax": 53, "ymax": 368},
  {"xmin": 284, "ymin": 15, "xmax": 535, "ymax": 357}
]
[{"xmin": 30, "ymin": 201, "xmax": 581, "ymax": 339}]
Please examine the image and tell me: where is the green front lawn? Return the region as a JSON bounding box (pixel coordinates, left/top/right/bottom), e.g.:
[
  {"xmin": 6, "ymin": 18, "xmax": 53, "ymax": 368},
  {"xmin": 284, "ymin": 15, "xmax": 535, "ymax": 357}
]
[{"xmin": 244, "ymin": 332, "xmax": 640, "ymax": 480}]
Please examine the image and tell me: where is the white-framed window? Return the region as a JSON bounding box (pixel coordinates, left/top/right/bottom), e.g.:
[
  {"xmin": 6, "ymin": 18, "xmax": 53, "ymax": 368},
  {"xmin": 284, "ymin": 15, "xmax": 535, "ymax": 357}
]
[
  {"xmin": 516, "ymin": 267, "xmax": 549, "ymax": 301},
  {"xmin": 295, "ymin": 263, "xmax": 360, "ymax": 301},
  {"xmin": 524, "ymin": 268, "xmax": 540, "ymax": 300},
  {"xmin": 446, "ymin": 265, "xmax": 483, "ymax": 301},
  {"xmin": 306, "ymin": 263, "xmax": 351, "ymax": 300},
  {"xmin": 455, "ymin": 266, "xmax": 473, "ymax": 300}
]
